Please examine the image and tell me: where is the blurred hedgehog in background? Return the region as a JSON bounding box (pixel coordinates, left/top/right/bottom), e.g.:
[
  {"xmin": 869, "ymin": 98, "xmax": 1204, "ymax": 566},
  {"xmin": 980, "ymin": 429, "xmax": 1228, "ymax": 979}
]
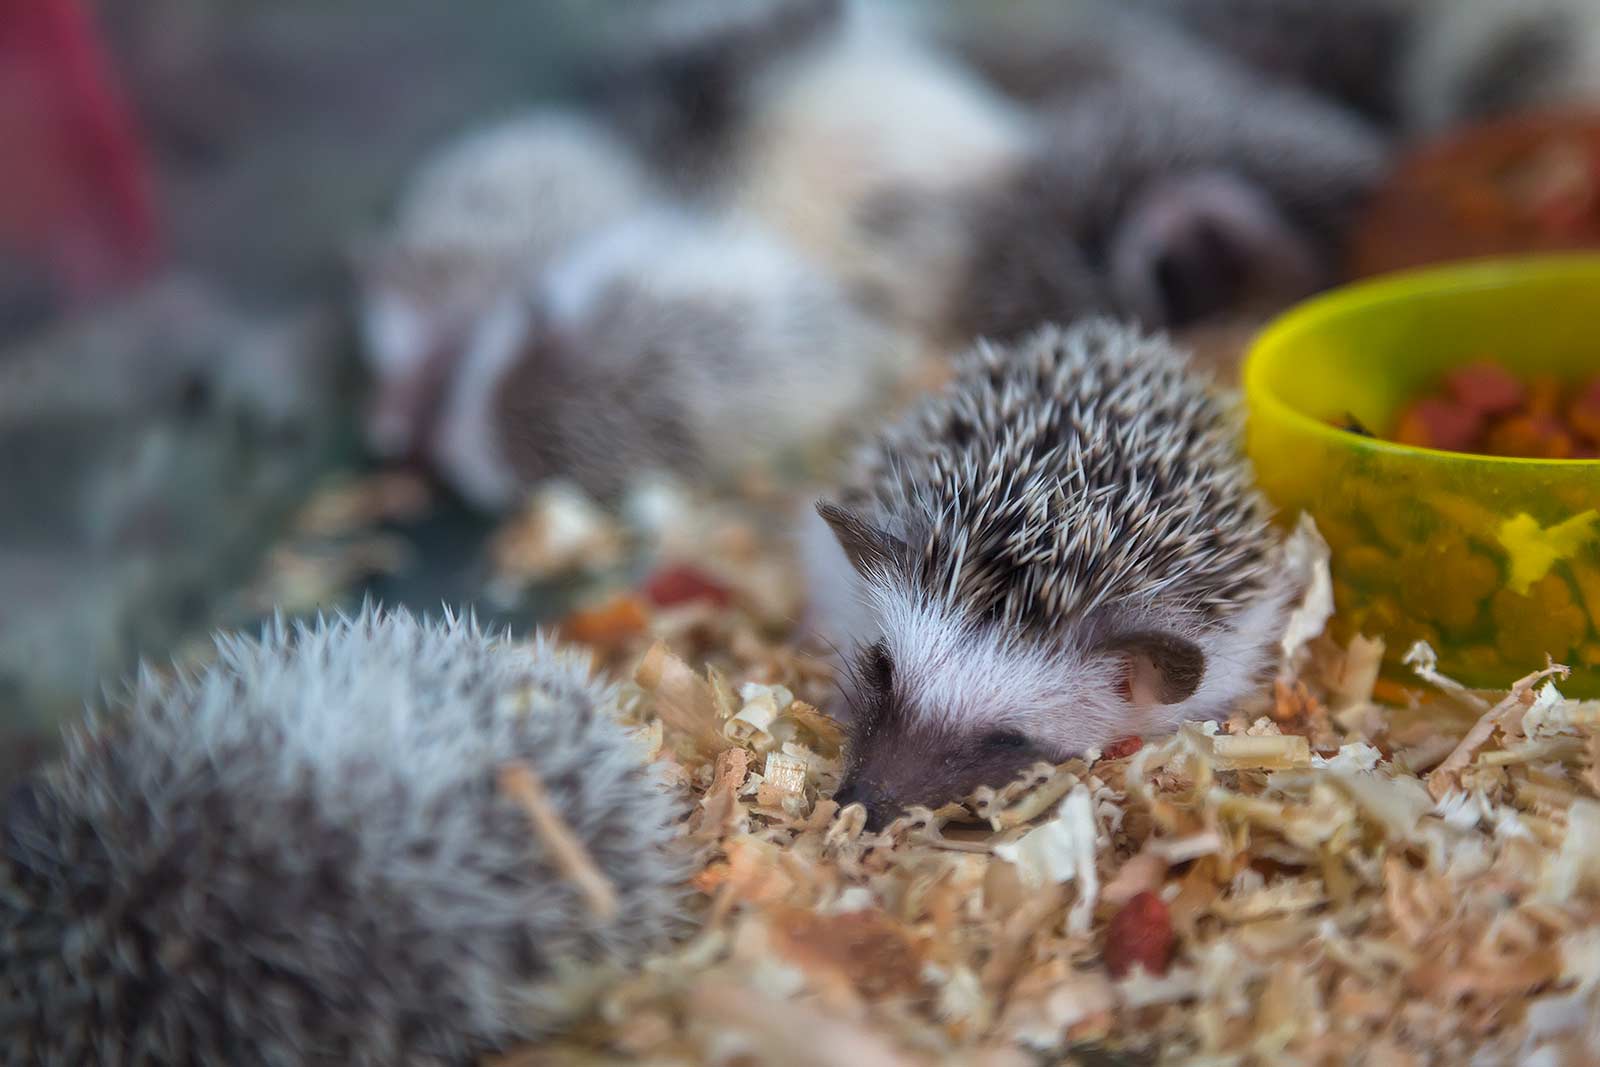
[
  {"xmin": 1400, "ymin": 0, "xmax": 1600, "ymax": 133},
  {"xmin": 923, "ymin": 0, "xmax": 1389, "ymax": 342},
  {"xmin": 1120, "ymin": 0, "xmax": 1416, "ymax": 125},
  {"xmin": 355, "ymin": 0, "xmax": 1600, "ymax": 509},
  {"xmin": 589, "ymin": 0, "xmax": 1034, "ymax": 339},
  {"xmin": 1, "ymin": 608, "xmax": 687, "ymax": 1066},
  {"xmin": 593, "ymin": 0, "xmax": 1381, "ymax": 346},
  {"xmin": 583, "ymin": 0, "xmax": 849, "ymax": 190},
  {"xmin": 356, "ymin": 109, "xmax": 656, "ymax": 463},
  {"xmin": 1130, "ymin": 0, "xmax": 1600, "ymax": 134},
  {"xmin": 425, "ymin": 209, "xmax": 907, "ymax": 510}
]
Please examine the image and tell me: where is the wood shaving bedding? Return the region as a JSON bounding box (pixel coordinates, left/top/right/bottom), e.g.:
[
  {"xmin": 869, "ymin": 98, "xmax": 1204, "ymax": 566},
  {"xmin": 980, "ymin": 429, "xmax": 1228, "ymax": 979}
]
[
  {"xmin": 257, "ymin": 472, "xmax": 1600, "ymax": 1064},
  {"xmin": 478, "ymin": 491, "xmax": 1600, "ymax": 1066}
]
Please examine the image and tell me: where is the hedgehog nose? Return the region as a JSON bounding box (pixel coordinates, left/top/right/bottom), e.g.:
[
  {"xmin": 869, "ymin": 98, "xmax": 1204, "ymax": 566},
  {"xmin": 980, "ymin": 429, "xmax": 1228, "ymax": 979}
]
[{"xmin": 832, "ymin": 779, "xmax": 897, "ymax": 832}]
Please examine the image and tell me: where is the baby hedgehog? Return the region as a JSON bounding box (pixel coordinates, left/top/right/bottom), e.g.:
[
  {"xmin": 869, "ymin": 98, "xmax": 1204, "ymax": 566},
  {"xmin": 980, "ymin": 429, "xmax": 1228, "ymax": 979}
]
[
  {"xmin": 357, "ymin": 109, "xmax": 654, "ymax": 462},
  {"xmin": 430, "ymin": 210, "xmax": 904, "ymax": 508},
  {"xmin": 592, "ymin": 0, "xmax": 1034, "ymax": 338},
  {"xmin": 1400, "ymin": 0, "xmax": 1600, "ymax": 133},
  {"xmin": 1, "ymin": 608, "xmax": 686, "ymax": 1066},
  {"xmin": 805, "ymin": 320, "xmax": 1295, "ymax": 829},
  {"xmin": 938, "ymin": 0, "xmax": 1387, "ymax": 342}
]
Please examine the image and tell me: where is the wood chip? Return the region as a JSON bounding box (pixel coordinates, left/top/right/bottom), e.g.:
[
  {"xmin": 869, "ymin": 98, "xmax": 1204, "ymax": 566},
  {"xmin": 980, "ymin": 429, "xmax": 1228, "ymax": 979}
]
[{"xmin": 497, "ymin": 762, "xmax": 619, "ymax": 922}]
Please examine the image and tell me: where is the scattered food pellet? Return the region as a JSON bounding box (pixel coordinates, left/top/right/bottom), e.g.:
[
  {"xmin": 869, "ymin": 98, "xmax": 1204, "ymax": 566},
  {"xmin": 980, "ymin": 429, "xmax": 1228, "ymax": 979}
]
[
  {"xmin": 1101, "ymin": 736, "xmax": 1144, "ymax": 761},
  {"xmin": 1103, "ymin": 891, "xmax": 1174, "ymax": 979},
  {"xmin": 560, "ymin": 595, "xmax": 651, "ymax": 647},
  {"xmin": 643, "ymin": 563, "xmax": 732, "ymax": 608}
]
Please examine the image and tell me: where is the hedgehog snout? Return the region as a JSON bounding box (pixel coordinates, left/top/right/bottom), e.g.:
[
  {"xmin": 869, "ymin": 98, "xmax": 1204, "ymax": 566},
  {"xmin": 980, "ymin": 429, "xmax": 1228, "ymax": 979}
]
[
  {"xmin": 832, "ymin": 776, "xmax": 900, "ymax": 833},
  {"xmin": 1108, "ymin": 170, "xmax": 1320, "ymax": 328}
]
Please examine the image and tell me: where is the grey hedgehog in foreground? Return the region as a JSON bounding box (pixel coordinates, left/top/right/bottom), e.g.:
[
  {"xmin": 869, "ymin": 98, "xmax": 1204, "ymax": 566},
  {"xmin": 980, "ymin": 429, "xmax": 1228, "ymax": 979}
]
[
  {"xmin": 803, "ymin": 320, "xmax": 1295, "ymax": 829},
  {"xmin": 1, "ymin": 608, "xmax": 686, "ymax": 1066}
]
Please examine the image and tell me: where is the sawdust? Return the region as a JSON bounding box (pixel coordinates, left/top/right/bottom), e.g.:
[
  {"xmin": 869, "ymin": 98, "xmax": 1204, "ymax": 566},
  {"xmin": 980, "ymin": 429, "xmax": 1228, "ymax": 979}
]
[{"xmin": 477, "ymin": 489, "xmax": 1600, "ymax": 1066}]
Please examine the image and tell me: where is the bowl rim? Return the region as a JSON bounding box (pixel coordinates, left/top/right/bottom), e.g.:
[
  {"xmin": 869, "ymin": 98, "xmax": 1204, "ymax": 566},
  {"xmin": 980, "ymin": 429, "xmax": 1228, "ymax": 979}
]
[{"xmin": 1244, "ymin": 252, "xmax": 1600, "ymax": 468}]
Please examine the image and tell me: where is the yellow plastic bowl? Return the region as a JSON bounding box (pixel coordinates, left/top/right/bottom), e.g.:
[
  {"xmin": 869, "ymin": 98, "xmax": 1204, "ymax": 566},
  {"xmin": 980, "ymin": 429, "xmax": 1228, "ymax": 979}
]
[{"xmin": 1244, "ymin": 254, "xmax": 1600, "ymax": 696}]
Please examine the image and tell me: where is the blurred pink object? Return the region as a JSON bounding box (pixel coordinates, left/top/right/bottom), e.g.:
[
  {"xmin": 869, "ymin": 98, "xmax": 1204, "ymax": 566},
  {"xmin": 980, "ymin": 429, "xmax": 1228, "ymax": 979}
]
[{"xmin": 0, "ymin": 0, "xmax": 161, "ymax": 299}]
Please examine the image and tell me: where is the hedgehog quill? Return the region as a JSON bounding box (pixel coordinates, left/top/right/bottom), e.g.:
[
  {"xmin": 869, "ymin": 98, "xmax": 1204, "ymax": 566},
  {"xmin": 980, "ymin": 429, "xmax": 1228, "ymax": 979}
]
[{"xmin": 803, "ymin": 319, "xmax": 1297, "ymax": 829}]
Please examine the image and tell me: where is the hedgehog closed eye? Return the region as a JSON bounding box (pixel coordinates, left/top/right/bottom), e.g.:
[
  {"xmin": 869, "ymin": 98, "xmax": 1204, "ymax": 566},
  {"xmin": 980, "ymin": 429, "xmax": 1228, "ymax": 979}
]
[
  {"xmin": 865, "ymin": 641, "xmax": 894, "ymax": 690},
  {"xmin": 982, "ymin": 730, "xmax": 1033, "ymax": 749}
]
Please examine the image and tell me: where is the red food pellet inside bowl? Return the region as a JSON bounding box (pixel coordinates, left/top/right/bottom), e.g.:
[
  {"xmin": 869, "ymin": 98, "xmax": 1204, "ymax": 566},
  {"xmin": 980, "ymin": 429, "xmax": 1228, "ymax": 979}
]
[
  {"xmin": 1445, "ymin": 360, "xmax": 1525, "ymax": 415},
  {"xmin": 1362, "ymin": 364, "xmax": 1600, "ymax": 458},
  {"xmin": 1393, "ymin": 396, "xmax": 1484, "ymax": 452}
]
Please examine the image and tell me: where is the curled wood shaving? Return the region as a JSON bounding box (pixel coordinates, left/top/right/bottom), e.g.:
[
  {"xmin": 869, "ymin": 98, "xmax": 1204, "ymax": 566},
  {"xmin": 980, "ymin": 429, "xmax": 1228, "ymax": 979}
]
[
  {"xmin": 1427, "ymin": 660, "xmax": 1571, "ymax": 799},
  {"xmin": 635, "ymin": 642, "xmax": 728, "ymax": 757}
]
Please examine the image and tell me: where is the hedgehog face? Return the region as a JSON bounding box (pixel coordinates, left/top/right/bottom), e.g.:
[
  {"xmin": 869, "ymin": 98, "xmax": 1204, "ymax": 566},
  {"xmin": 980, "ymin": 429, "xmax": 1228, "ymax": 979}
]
[
  {"xmin": 818, "ymin": 502, "xmax": 1210, "ymax": 831},
  {"xmin": 832, "ymin": 637, "xmax": 1053, "ymax": 830},
  {"xmin": 829, "ymin": 603, "xmax": 1210, "ymax": 831}
]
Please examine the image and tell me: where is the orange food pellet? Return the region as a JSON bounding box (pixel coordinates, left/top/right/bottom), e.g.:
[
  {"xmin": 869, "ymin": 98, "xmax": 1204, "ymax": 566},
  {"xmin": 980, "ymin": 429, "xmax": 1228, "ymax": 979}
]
[
  {"xmin": 1101, "ymin": 736, "xmax": 1144, "ymax": 761},
  {"xmin": 560, "ymin": 595, "xmax": 650, "ymax": 646},
  {"xmin": 1569, "ymin": 377, "xmax": 1600, "ymax": 445},
  {"xmin": 1526, "ymin": 374, "xmax": 1564, "ymax": 420},
  {"xmin": 1482, "ymin": 414, "xmax": 1576, "ymax": 459}
]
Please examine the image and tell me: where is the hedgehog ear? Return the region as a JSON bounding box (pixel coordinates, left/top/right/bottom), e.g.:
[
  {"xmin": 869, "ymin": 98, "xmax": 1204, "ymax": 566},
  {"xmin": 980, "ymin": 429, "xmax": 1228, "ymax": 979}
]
[
  {"xmin": 816, "ymin": 501, "xmax": 906, "ymax": 577},
  {"xmin": 1101, "ymin": 631, "xmax": 1205, "ymax": 707}
]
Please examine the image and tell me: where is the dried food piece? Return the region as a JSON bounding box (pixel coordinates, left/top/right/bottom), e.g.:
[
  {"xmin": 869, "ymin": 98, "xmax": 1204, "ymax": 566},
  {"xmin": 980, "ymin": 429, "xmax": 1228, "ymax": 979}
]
[
  {"xmin": 1394, "ymin": 396, "xmax": 1483, "ymax": 452},
  {"xmin": 1104, "ymin": 892, "xmax": 1174, "ymax": 979},
  {"xmin": 1383, "ymin": 363, "xmax": 1600, "ymax": 459},
  {"xmin": 644, "ymin": 563, "xmax": 732, "ymax": 608}
]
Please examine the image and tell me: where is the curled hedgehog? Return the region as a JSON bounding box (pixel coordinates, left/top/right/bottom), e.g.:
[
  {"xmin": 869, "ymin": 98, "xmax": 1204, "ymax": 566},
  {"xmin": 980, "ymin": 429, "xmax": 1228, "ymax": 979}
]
[
  {"xmin": 1, "ymin": 608, "xmax": 686, "ymax": 1066},
  {"xmin": 355, "ymin": 108, "xmax": 657, "ymax": 466},
  {"xmin": 425, "ymin": 208, "xmax": 905, "ymax": 509},
  {"xmin": 802, "ymin": 320, "xmax": 1296, "ymax": 829}
]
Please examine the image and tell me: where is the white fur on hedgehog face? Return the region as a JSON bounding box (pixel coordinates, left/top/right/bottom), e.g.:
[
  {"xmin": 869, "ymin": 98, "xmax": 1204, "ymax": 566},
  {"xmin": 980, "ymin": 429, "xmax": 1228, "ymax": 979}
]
[
  {"xmin": 860, "ymin": 576, "xmax": 1289, "ymax": 756},
  {"xmin": 357, "ymin": 254, "xmax": 506, "ymax": 460}
]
